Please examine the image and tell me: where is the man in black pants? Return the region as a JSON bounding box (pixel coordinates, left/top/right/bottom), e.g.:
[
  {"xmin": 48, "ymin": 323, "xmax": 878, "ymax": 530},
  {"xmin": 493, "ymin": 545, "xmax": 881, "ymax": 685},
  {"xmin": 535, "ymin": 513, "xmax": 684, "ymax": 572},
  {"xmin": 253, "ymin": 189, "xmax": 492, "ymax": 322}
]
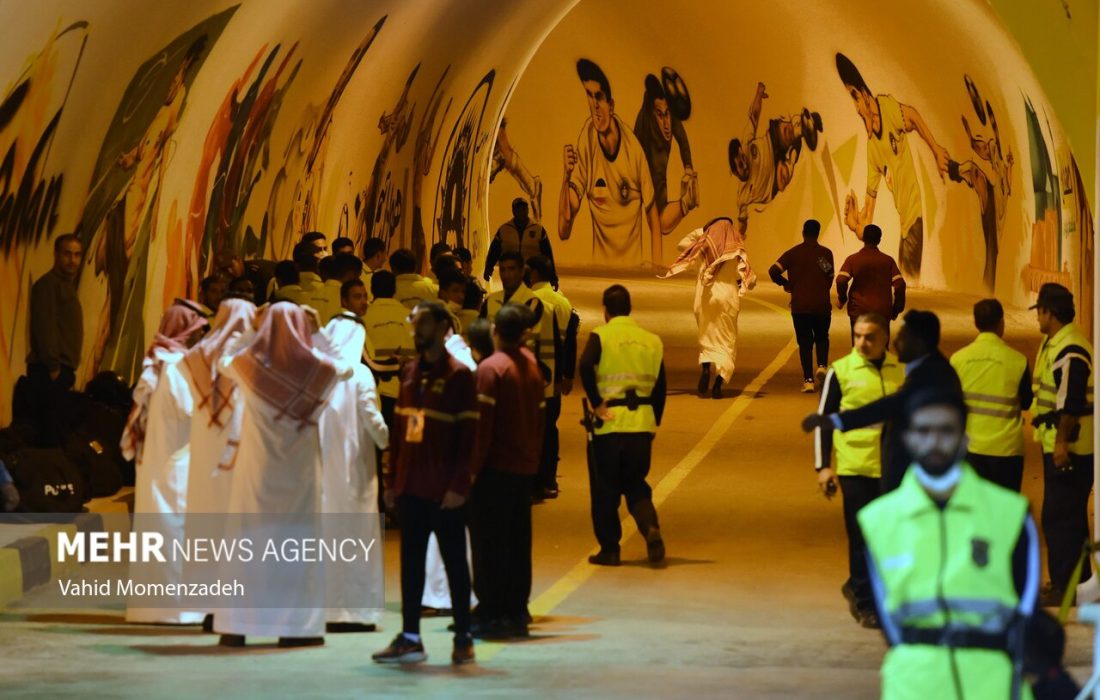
[
  {"xmin": 802, "ymin": 309, "xmax": 961, "ymax": 492},
  {"xmin": 21, "ymin": 233, "xmax": 84, "ymax": 446},
  {"xmin": 469, "ymin": 304, "xmax": 545, "ymax": 638},
  {"xmin": 372, "ymin": 302, "xmax": 478, "ymax": 666},
  {"xmin": 770, "ymin": 219, "xmax": 834, "ymax": 393}
]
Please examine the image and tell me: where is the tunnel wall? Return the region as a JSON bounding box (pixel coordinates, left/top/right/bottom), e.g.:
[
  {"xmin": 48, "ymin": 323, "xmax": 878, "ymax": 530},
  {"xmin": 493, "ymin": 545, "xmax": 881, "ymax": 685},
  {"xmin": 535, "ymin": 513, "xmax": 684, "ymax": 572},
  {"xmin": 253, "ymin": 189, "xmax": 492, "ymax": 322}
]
[
  {"xmin": 0, "ymin": 0, "xmax": 575, "ymax": 422},
  {"xmin": 488, "ymin": 0, "xmax": 1094, "ymax": 326}
]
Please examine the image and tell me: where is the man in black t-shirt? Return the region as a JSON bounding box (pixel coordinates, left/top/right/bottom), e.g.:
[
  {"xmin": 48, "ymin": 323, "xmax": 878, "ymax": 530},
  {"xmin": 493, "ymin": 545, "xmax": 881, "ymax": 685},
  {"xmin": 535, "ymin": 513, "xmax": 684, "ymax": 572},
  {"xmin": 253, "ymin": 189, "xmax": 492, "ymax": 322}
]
[{"xmin": 770, "ymin": 219, "xmax": 834, "ymax": 393}]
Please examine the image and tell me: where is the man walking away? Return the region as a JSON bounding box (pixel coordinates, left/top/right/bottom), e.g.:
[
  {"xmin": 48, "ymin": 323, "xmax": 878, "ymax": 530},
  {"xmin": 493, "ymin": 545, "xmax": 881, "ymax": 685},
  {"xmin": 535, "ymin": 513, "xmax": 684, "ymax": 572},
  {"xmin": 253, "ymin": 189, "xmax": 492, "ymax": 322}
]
[
  {"xmin": 484, "ymin": 198, "xmax": 556, "ymax": 284},
  {"xmin": 1030, "ymin": 283, "xmax": 1094, "ymax": 606},
  {"xmin": 579, "ymin": 285, "xmax": 667, "ymax": 566},
  {"xmin": 836, "ymin": 224, "xmax": 905, "ymax": 342},
  {"xmin": 372, "ymin": 301, "xmax": 478, "ymax": 666},
  {"xmin": 469, "ymin": 304, "xmax": 545, "ymax": 638},
  {"xmin": 950, "ymin": 299, "xmax": 1032, "ymax": 492},
  {"xmin": 770, "ymin": 219, "xmax": 834, "ymax": 392}
]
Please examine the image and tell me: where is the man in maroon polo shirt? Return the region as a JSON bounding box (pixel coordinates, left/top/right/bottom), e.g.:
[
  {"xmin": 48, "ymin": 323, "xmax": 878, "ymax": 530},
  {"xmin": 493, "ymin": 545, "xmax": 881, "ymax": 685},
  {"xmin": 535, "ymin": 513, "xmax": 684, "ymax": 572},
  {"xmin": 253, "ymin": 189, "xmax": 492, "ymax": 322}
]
[
  {"xmin": 835, "ymin": 224, "xmax": 905, "ymax": 343},
  {"xmin": 469, "ymin": 303, "xmax": 546, "ymax": 638},
  {"xmin": 373, "ymin": 301, "xmax": 479, "ymax": 666}
]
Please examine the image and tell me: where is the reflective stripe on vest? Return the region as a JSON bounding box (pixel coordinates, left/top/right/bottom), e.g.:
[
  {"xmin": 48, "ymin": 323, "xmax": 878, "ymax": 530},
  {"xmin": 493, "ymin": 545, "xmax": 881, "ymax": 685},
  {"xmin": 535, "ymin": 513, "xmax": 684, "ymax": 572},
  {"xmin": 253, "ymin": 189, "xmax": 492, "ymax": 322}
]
[
  {"xmin": 859, "ymin": 465, "xmax": 1030, "ymax": 699},
  {"xmin": 364, "ymin": 300, "xmax": 414, "ymax": 398},
  {"xmin": 831, "ymin": 349, "xmax": 905, "ymax": 477},
  {"xmin": 1033, "ymin": 322, "xmax": 1094, "ymax": 454},
  {"xmin": 592, "ymin": 317, "xmax": 663, "ymax": 435},
  {"xmin": 950, "ymin": 333, "xmax": 1028, "ymax": 457}
]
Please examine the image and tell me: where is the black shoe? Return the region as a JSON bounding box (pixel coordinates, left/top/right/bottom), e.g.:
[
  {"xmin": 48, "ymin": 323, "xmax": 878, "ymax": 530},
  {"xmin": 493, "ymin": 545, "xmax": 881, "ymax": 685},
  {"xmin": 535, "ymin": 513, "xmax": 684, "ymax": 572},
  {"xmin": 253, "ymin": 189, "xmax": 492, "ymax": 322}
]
[
  {"xmin": 645, "ymin": 527, "xmax": 665, "ymax": 564},
  {"xmin": 469, "ymin": 618, "xmax": 511, "ymax": 639},
  {"xmin": 326, "ymin": 622, "xmax": 377, "ymax": 633},
  {"xmin": 202, "ymin": 614, "xmax": 214, "ymax": 633},
  {"xmin": 533, "ymin": 486, "xmax": 559, "ymax": 502},
  {"xmin": 711, "ymin": 376, "xmax": 724, "ymax": 399},
  {"xmin": 840, "ymin": 582, "xmax": 861, "ymax": 622},
  {"xmin": 588, "ymin": 549, "xmax": 621, "ymax": 567},
  {"xmin": 697, "ymin": 364, "xmax": 711, "ymax": 395},
  {"xmin": 506, "ymin": 617, "xmax": 530, "ymax": 638},
  {"xmin": 859, "ymin": 610, "xmax": 881, "ymax": 629},
  {"xmin": 218, "ymin": 634, "xmax": 245, "ymax": 648},
  {"xmin": 452, "ymin": 636, "xmax": 476, "ymax": 665},
  {"xmin": 278, "ymin": 636, "xmax": 324, "ymax": 648},
  {"xmin": 372, "ymin": 634, "xmax": 427, "ymax": 664}
]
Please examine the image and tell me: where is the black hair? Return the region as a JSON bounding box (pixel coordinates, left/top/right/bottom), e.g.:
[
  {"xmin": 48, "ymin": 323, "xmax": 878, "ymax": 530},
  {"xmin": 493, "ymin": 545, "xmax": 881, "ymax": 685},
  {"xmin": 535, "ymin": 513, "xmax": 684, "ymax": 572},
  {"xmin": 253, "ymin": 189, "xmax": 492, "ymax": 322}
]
[
  {"xmin": 362, "ymin": 237, "xmax": 387, "ymax": 260},
  {"xmin": 511, "ymin": 198, "xmax": 528, "ymax": 213},
  {"xmin": 388, "ymin": 248, "xmax": 417, "ymax": 275},
  {"xmin": 292, "ymin": 241, "xmax": 319, "ymax": 272},
  {"xmin": 453, "ymin": 247, "xmax": 472, "ymax": 263},
  {"xmin": 318, "ymin": 255, "xmax": 337, "ymax": 280},
  {"xmin": 330, "ymin": 252, "xmax": 363, "ymax": 281},
  {"xmin": 371, "ymin": 269, "xmax": 396, "ymax": 298},
  {"xmin": 466, "ymin": 318, "xmax": 495, "ymax": 360},
  {"xmin": 835, "ymin": 53, "xmax": 871, "ymax": 96},
  {"xmin": 495, "ymin": 303, "xmax": 534, "ymax": 345},
  {"xmin": 274, "ymin": 260, "xmax": 299, "ymax": 287},
  {"xmin": 438, "ymin": 267, "xmax": 467, "ymax": 291},
  {"xmin": 643, "ymin": 73, "xmax": 666, "ymax": 107},
  {"xmin": 301, "ymin": 231, "xmax": 326, "ymax": 246},
  {"xmin": 332, "ymin": 236, "xmax": 354, "ymax": 254},
  {"xmin": 902, "ymin": 309, "xmax": 941, "ymax": 349},
  {"xmin": 973, "ymin": 299, "xmax": 1004, "ymax": 332},
  {"xmin": 862, "ymin": 224, "xmax": 883, "ymax": 246},
  {"xmin": 431, "ymin": 253, "xmax": 460, "ymax": 279},
  {"xmin": 200, "ymin": 275, "xmax": 223, "ymax": 292},
  {"xmin": 576, "ymin": 58, "xmax": 612, "ymax": 102},
  {"xmin": 463, "ymin": 280, "xmax": 486, "ymax": 311},
  {"xmin": 228, "ymin": 276, "xmax": 253, "ymax": 293},
  {"xmin": 802, "ymin": 219, "xmax": 821, "ymax": 239},
  {"xmin": 902, "ymin": 388, "xmax": 968, "ymax": 429},
  {"xmin": 53, "ymin": 232, "xmax": 81, "ymax": 252},
  {"xmin": 429, "ymin": 242, "xmax": 452, "ymax": 262},
  {"xmin": 340, "ymin": 278, "xmax": 365, "ymax": 300},
  {"xmin": 498, "ymin": 251, "xmax": 525, "ymax": 269},
  {"xmin": 526, "ymin": 254, "xmax": 554, "ymax": 283},
  {"xmin": 603, "ymin": 284, "xmax": 631, "ymax": 317}
]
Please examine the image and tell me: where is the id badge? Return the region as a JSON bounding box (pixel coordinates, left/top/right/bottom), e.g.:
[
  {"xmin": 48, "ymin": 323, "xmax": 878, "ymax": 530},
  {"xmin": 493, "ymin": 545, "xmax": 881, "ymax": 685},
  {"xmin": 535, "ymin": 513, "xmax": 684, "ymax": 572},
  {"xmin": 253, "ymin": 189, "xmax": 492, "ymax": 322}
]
[{"xmin": 405, "ymin": 409, "xmax": 426, "ymax": 443}]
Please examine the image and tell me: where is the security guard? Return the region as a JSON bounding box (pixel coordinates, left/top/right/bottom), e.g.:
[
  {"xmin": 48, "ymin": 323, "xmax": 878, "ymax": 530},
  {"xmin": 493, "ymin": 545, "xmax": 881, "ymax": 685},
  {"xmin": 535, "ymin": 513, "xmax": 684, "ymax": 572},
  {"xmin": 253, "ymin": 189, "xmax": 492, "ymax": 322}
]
[
  {"xmin": 860, "ymin": 389, "xmax": 1039, "ymax": 700},
  {"xmin": 950, "ymin": 299, "xmax": 1032, "ymax": 492},
  {"xmin": 1030, "ymin": 283, "xmax": 1094, "ymax": 606},
  {"xmin": 363, "ymin": 269, "xmax": 416, "ymax": 513},
  {"xmin": 527, "ymin": 254, "xmax": 579, "ymax": 501},
  {"xmin": 578, "ymin": 285, "xmax": 666, "ymax": 566},
  {"xmin": 480, "ymin": 251, "xmax": 556, "ymax": 395},
  {"xmin": 815, "ymin": 312, "xmax": 904, "ymax": 629}
]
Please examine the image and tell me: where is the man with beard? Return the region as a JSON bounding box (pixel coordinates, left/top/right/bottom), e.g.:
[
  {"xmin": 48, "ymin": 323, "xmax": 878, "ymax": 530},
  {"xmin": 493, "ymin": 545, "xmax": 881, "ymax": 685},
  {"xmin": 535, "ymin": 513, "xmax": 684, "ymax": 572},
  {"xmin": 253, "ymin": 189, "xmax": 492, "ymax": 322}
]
[{"xmin": 858, "ymin": 389, "xmax": 1038, "ymax": 699}]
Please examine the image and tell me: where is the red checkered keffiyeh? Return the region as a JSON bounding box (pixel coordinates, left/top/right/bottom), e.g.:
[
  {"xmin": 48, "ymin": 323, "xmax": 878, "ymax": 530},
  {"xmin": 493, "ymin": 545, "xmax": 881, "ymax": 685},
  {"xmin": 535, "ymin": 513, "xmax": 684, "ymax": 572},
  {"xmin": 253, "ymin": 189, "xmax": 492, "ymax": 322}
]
[
  {"xmin": 182, "ymin": 299, "xmax": 256, "ymax": 431},
  {"xmin": 230, "ymin": 303, "xmax": 338, "ymax": 431},
  {"xmin": 661, "ymin": 216, "xmax": 756, "ymax": 289}
]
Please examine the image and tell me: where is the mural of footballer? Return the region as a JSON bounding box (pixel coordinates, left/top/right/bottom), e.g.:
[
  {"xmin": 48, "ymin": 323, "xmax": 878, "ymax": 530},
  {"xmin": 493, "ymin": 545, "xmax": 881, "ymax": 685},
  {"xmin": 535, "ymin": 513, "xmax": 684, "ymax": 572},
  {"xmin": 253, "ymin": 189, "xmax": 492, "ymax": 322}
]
[{"xmin": 559, "ymin": 58, "xmax": 662, "ymax": 267}]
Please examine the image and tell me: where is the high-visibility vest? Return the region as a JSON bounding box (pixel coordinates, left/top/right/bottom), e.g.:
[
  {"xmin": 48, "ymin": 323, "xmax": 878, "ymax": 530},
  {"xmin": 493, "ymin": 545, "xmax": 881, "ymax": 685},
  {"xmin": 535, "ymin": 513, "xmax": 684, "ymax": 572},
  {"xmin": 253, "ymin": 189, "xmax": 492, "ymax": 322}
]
[
  {"xmin": 495, "ymin": 221, "xmax": 546, "ymax": 262},
  {"xmin": 859, "ymin": 465, "xmax": 1033, "ymax": 700},
  {"xmin": 363, "ymin": 298, "xmax": 414, "ymax": 399},
  {"xmin": 950, "ymin": 333, "xmax": 1028, "ymax": 457},
  {"xmin": 394, "ymin": 273, "xmax": 437, "ymax": 310},
  {"xmin": 532, "ymin": 281, "xmax": 574, "ymax": 393},
  {"xmin": 1033, "ymin": 322, "xmax": 1094, "ymax": 455},
  {"xmin": 592, "ymin": 316, "xmax": 663, "ymax": 435},
  {"xmin": 830, "ymin": 348, "xmax": 904, "ymax": 477},
  {"xmin": 301, "ymin": 279, "xmax": 343, "ymax": 326},
  {"xmin": 484, "ymin": 284, "xmax": 556, "ymax": 397}
]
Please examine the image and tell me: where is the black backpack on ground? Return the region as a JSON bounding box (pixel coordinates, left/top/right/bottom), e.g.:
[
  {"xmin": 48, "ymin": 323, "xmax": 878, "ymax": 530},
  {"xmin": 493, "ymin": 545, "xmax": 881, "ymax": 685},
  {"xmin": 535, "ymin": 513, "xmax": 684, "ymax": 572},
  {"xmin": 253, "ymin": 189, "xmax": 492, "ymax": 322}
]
[{"xmin": 4, "ymin": 446, "xmax": 87, "ymax": 513}]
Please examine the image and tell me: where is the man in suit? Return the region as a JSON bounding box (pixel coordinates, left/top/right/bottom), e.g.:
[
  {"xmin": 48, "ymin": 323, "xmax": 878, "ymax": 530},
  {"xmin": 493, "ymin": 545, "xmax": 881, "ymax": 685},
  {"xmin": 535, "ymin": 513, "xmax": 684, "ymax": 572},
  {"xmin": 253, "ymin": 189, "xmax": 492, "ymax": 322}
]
[{"xmin": 801, "ymin": 309, "xmax": 961, "ymax": 492}]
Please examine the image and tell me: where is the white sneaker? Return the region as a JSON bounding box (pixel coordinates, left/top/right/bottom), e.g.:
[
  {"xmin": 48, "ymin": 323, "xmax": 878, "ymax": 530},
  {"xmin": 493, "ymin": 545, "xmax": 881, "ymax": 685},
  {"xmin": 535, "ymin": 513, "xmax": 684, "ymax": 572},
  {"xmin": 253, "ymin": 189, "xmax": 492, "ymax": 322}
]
[{"xmin": 801, "ymin": 380, "xmax": 815, "ymax": 393}]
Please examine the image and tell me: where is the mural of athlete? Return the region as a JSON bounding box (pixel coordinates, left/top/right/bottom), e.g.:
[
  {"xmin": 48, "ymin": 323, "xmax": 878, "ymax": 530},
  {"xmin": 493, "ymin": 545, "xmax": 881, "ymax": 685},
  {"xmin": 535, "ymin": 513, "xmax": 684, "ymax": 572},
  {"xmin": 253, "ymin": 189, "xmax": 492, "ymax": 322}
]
[
  {"xmin": 946, "ymin": 76, "xmax": 1014, "ymax": 290},
  {"xmin": 728, "ymin": 82, "xmax": 823, "ymax": 237},
  {"xmin": 835, "ymin": 52, "xmax": 951, "ymax": 284},
  {"xmin": 633, "ymin": 68, "xmax": 698, "ymax": 235},
  {"xmin": 559, "ymin": 59, "xmax": 661, "ymax": 267}
]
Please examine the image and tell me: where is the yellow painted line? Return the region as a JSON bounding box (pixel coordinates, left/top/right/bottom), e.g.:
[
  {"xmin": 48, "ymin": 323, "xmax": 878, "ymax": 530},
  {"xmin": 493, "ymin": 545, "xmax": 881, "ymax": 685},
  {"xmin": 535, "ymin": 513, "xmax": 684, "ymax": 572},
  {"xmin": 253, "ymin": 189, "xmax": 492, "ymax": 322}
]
[
  {"xmin": 476, "ymin": 297, "xmax": 797, "ymax": 661},
  {"xmin": 0, "ymin": 548, "xmax": 22, "ymax": 608}
]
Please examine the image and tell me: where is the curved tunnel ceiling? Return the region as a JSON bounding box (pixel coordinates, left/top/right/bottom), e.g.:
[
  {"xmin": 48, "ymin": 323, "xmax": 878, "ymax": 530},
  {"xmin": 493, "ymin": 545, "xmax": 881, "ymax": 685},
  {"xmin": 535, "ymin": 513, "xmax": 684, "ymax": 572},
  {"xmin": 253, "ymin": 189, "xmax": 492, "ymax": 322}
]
[{"xmin": 0, "ymin": 0, "xmax": 1092, "ymax": 417}]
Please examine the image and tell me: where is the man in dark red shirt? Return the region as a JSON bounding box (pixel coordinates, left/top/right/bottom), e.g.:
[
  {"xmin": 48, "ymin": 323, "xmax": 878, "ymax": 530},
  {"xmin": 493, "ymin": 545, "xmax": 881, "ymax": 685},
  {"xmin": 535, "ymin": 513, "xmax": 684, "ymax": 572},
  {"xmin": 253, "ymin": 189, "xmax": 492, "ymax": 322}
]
[
  {"xmin": 770, "ymin": 219, "xmax": 835, "ymax": 393},
  {"xmin": 835, "ymin": 224, "xmax": 905, "ymax": 343},
  {"xmin": 373, "ymin": 301, "xmax": 479, "ymax": 666},
  {"xmin": 469, "ymin": 303, "xmax": 546, "ymax": 638}
]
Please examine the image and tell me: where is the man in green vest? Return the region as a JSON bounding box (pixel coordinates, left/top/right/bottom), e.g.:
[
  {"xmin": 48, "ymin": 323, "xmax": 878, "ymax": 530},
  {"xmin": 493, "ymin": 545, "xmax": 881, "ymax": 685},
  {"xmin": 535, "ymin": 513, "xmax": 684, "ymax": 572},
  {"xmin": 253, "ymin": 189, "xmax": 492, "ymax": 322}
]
[
  {"xmin": 815, "ymin": 312, "xmax": 904, "ymax": 629},
  {"xmin": 1030, "ymin": 283, "xmax": 1094, "ymax": 606},
  {"xmin": 578, "ymin": 285, "xmax": 667, "ymax": 567},
  {"xmin": 950, "ymin": 299, "xmax": 1033, "ymax": 492},
  {"xmin": 860, "ymin": 388, "xmax": 1039, "ymax": 700}
]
